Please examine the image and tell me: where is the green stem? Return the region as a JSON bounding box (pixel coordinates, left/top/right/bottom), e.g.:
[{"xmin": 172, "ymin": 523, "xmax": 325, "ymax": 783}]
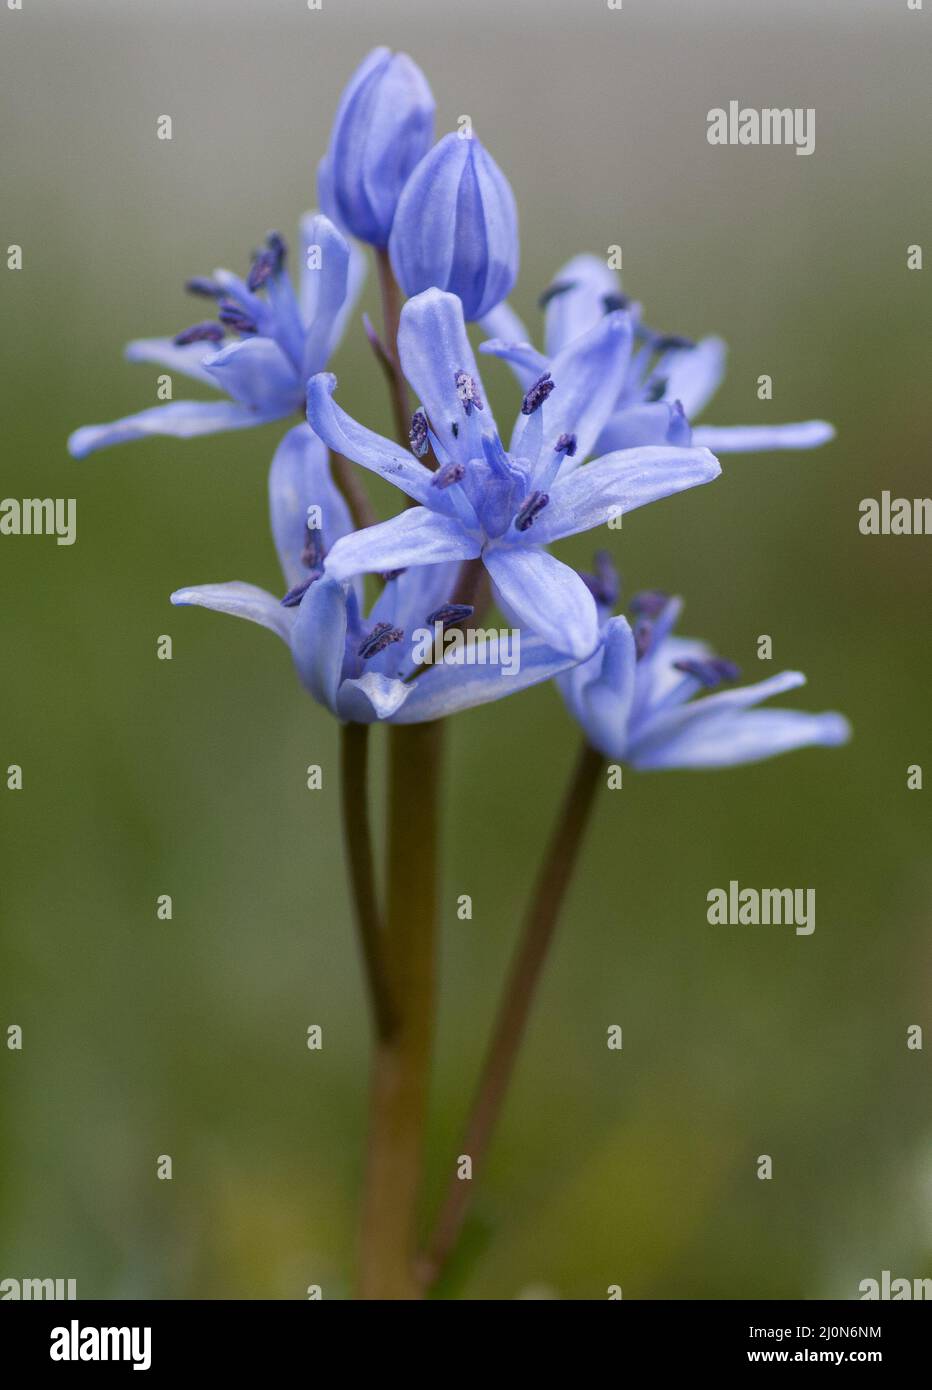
[
  {"xmin": 339, "ymin": 722, "xmax": 395, "ymax": 1040},
  {"xmin": 417, "ymin": 739, "xmax": 604, "ymax": 1292},
  {"xmin": 357, "ymin": 720, "xmax": 444, "ymax": 1299}
]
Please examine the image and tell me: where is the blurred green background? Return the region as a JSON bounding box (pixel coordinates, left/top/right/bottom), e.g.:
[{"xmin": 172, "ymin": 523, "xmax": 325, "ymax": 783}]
[{"xmin": 1, "ymin": 0, "xmax": 930, "ymax": 1300}]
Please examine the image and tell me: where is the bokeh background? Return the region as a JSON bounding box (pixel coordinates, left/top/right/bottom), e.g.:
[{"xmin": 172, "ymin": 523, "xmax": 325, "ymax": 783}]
[{"xmin": 1, "ymin": 0, "xmax": 930, "ymax": 1300}]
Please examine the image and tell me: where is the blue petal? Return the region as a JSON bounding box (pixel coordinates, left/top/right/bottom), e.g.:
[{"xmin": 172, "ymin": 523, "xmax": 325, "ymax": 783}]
[
  {"xmin": 659, "ymin": 336, "xmax": 726, "ymax": 418},
  {"xmin": 124, "ymin": 337, "xmax": 220, "ymax": 387},
  {"xmin": 630, "ymin": 707, "xmax": 851, "ymax": 770},
  {"xmin": 170, "ymin": 581, "xmax": 293, "ymax": 643},
  {"xmin": 593, "ymin": 401, "xmax": 692, "ymax": 453},
  {"xmin": 691, "ymin": 421, "xmax": 835, "ymax": 452},
  {"xmin": 324, "ymin": 506, "xmax": 480, "ymax": 582},
  {"xmin": 394, "ymin": 634, "xmax": 578, "ymax": 723},
  {"xmin": 297, "ymin": 213, "xmax": 352, "ymax": 377},
  {"xmin": 68, "ymin": 399, "xmax": 281, "ymax": 457},
  {"xmin": 203, "ymin": 336, "xmax": 300, "ymax": 410},
  {"xmin": 397, "ymin": 288, "xmax": 498, "ymax": 464},
  {"xmin": 479, "ymin": 336, "xmax": 550, "ymax": 391},
  {"xmin": 289, "ymin": 575, "xmax": 347, "ymax": 714},
  {"xmin": 557, "ymin": 614, "xmax": 637, "ymax": 759},
  {"xmin": 306, "ymin": 372, "xmax": 440, "ymax": 506},
  {"xmin": 525, "ymin": 309, "xmax": 633, "ymax": 469},
  {"xmin": 268, "ymin": 423, "xmax": 353, "ymax": 589},
  {"xmin": 483, "ymin": 544, "xmax": 599, "ymax": 660},
  {"xmin": 528, "ymin": 446, "xmax": 721, "ymax": 545},
  {"xmin": 336, "ymin": 672, "xmax": 413, "ymax": 723},
  {"xmin": 543, "ymin": 253, "xmax": 622, "ymax": 357}
]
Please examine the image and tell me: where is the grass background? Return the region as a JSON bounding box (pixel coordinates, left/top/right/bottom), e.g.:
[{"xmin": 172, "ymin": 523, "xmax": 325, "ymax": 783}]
[{"xmin": 1, "ymin": 0, "xmax": 929, "ymax": 1298}]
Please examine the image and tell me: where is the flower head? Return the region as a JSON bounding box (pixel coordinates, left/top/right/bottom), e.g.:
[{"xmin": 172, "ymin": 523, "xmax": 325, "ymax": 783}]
[
  {"xmin": 68, "ymin": 216, "xmax": 364, "ymax": 458},
  {"xmin": 389, "ymin": 133, "xmax": 519, "ymax": 321},
  {"xmin": 170, "ymin": 424, "xmax": 576, "ymax": 724},
  {"xmin": 481, "ymin": 252, "xmax": 835, "ymax": 456},
  {"xmin": 559, "ymin": 556, "xmax": 850, "ymax": 769},
  {"xmin": 306, "ymin": 289, "xmax": 721, "ymax": 660},
  {"xmin": 319, "ymin": 47, "xmax": 435, "ymax": 247}
]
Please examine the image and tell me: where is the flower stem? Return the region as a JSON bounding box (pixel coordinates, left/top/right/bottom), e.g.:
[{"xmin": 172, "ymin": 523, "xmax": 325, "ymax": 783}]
[
  {"xmin": 374, "ymin": 247, "xmax": 412, "ymax": 453},
  {"xmin": 357, "ymin": 719, "xmax": 444, "ymax": 1299},
  {"xmin": 339, "ymin": 722, "xmax": 395, "ymax": 1040},
  {"xmin": 417, "ymin": 739, "xmax": 604, "ymax": 1292}
]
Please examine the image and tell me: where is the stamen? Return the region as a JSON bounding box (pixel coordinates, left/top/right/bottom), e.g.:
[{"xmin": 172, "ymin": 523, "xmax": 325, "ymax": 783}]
[
  {"xmin": 246, "ymin": 232, "xmax": 287, "ymax": 291},
  {"xmin": 521, "ymin": 372, "xmax": 555, "ymax": 416},
  {"xmin": 358, "ymin": 621, "xmax": 404, "ymax": 660},
  {"xmin": 218, "ymin": 300, "xmax": 258, "ymax": 335},
  {"xmin": 673, "ymin": 657, "xmax": 741, "ymax": 687},
  {"xmin": 581, "ymin": 551, "xmax": 620, "ymax": 608},
  {"xmin": 280, "ymin": 573, "xmax": 319, "ymax": 607},
  {"xmin": 654, "ymin": 334, "xmax": 695, "ymax": 353},
  {"xmin": 630, "ymin": 590, "xmax": 669, "ymax": 619},
  {"xmin": 602, "ymin": 292, "xmax": 630, "ymax": 314},
  {"xmin": 634, "ymin": 619, "xmax": 654, "ymax": 661},
  {"xmin": 645, "ymin": 377, "xmax": 667, "ymax": 403},
  {"xmin": 409, "ymin": 408, "xmax": 429, "ymax": 458},
  {"xmin": 554, "ymin": 431, "xmax": 577, "ymax": 457},
  {"xmin": 185, "ymin": 277, "xmax": 224, "ymax": 299},
  {"xmin": 451, "ymin": 421, "xmax": 459, "ymax": 438},
  {"xmin": 379, "ymin": 568, "xmax": 406, "ymax": 582},
  {"xmin": 537, "ymin": 279, "xmax": 576, "ymax": 309},
  {"xmin": 173, "ymin": 321, "xmax": 225, "ymax": 346},
  {"xmin": 300, "ymin": 528, "xmax": 324, "ymax": 571},
  {"xmin": 514, "ymin": 490, "xmax": 549, "ymax": 531},
  {"xmin": 426, "ymin": 603, "xmax": 474, "ymax": 628},
  {"xmin": 454, "ymin": 370, "xmax": 484, "ymax": 415},
  {"xmin": 432, "ymin": 461, "xmax": 466, "ymax": 489}
]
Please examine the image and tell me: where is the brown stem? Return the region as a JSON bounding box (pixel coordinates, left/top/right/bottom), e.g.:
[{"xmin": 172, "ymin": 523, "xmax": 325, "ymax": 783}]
[
  {"xmin": 332, "ymin": 450, "xmax": 379, "ymax": 532},
  {"xmin": 339, "ymin": 722, "xmax": 395, "ymax": 1040},
  {"xmin": 417, "ymin": 739, "xmax": 604, "ymax": 1291},
  {"xmin": 357, "ymin": 720, "xmax": 444, "ymax": 1299},
  {"xmin": 374, "ymin": 247, "xmax": 412, "ymax": 455}
]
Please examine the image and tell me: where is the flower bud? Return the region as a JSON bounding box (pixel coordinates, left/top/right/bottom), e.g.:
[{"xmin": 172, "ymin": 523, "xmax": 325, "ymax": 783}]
[
  {"xmin": 321, "ymin": 47, "xmax": 435, "ymax": 247},
  {"xmin": 388, "ymin": 132, "xmax": 519, "ymax": 322}
]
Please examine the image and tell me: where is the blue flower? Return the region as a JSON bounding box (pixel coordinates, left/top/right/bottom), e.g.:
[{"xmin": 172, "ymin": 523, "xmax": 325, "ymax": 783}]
[
  {"xmin": 319, "ymin": 47, "xmax": 435, "ymax": 247},
  {"xmin": 388, "ymin": 133, "xmax": 519, "ymax": 321},
  {"xmin": 170, "ymin": 424, "xmax": 576, "ymax": 724},
  {"xmin": 306, "ymin": 289, "xmax": 721, "ymax": 661},
  {"xmin": 481, "ymin": 252, "xmax": 835, "ymax": 455},
  {"xmin": 68, "ymin": 216, "xmax": 364, "ymax": 458},
  {"xmin": 559, "ymin": 557, "xmax": 849, "ymax": 768}
]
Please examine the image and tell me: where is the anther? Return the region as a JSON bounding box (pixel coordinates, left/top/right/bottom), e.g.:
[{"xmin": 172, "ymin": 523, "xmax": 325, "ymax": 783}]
[
  {"xmin": 630, "ymin": 590, "xmax": 669, "ymax": 619},
  {"xmin": 673, "ymin": 657, "xmax": 741, "ymax": 687},
  {"xmin": 537, "ymin": 279, "xmax": 576, "ymax": 309},
  {"xmin": 432, "ymin": 461, "xmax": 466, "ymax": 489},
  {"xmin": 185, "ymin": 277, "xmax": 224, "ymax": 299},
  {"xmin": 454, "ymin": 370, "xmax": 484, "ymax": 415},
  {"xmin": 218, "ymin": 301, "xmax": 258, "ymax": 335},
  {"xmin": 409, "ymin": 408, "xmax": 429, "ymax": 458},
  {"xmin": 521, "ymin": 372, "xmax": 555, "ymax": 416},
  {"xmin": 426, "ymin": 603, "xmax": 474, "ymax": 628},
  {"xmin": 173, "ymin": 321, "xmax": 225, "ymax": 346},
  {"xmin": 602, "ymin": 292, "xmax": 630, "ymax": 314},
  {"xmin": 581, "ymin": 551, "xmax": 620, "ymax": 608},
  {"xmin": 358, "ymin": 621, "xmax": 404, "ymax": 659},
  {"xmin": 554, "ymin": 431, "xmax": 577, "ymax": 457},
  {"xmin": 514, "ymin": 490, "xmax": 549, "ymax": 531}
]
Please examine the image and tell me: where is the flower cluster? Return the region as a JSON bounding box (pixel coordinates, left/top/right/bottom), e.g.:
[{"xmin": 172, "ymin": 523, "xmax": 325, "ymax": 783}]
[{"xmin": 70, "ymin": 47, "xmax": 848, "ymax": 765}]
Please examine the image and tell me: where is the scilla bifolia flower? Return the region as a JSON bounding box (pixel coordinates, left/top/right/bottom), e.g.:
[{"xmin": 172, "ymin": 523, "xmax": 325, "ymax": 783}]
[
  {"xmin": 171, "ymin": 425, "xmax": 575, "ymax": 723},
  {"xmin": 69, "ymin": 215, "xmax": 363, "ymax": 458},
  {"xmin": 307, "ymin": 289, "xmax": 720, "ymax": 660},
  {"xmin": 318, "ymin": 47, "xmax": 435, "ymax": 247},
  {"xmin": 560, "ymin": 556, "xmax": 850, "ymax": 768},
  {"xmin": 388, "ymin": 132, "xmax": 519, "ymax": 321},
  {"xmin": 482, "ymin": 252, "xmax": 834, "ymax": 456}
]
